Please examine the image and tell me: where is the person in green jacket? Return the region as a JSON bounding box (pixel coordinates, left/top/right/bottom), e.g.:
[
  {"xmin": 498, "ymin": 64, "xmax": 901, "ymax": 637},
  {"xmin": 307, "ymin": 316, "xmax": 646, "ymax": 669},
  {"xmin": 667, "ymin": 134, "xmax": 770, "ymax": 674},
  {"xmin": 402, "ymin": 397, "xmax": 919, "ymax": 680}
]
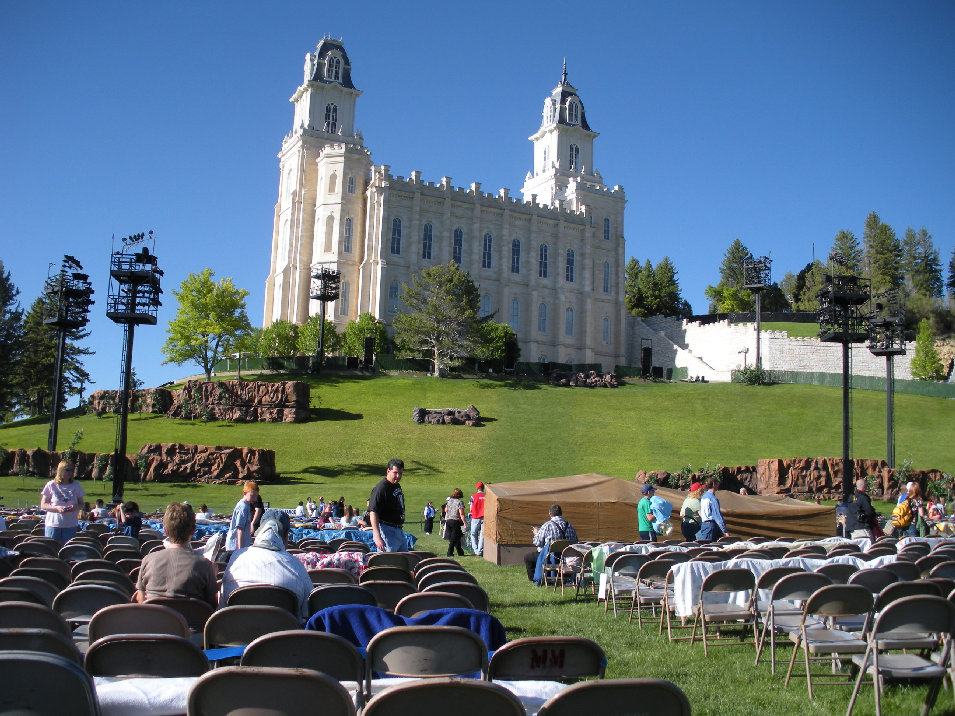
[{"xmin": 637, "ymin": 483, "xmax": 657, "ymax": 542}]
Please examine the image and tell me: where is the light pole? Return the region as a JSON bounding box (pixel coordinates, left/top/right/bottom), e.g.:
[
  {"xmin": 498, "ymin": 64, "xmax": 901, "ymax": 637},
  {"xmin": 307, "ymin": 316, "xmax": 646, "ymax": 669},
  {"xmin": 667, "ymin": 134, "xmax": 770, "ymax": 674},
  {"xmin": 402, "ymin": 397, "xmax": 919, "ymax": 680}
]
[
  {"xmin": 743, "ymin": 255, "xmax": 771, "ymax": 371},
  {"xmin": 106, "ymin": 232, "xmax": 163, "ymax": 503},
  {"xmin": 867, "ymin": 290, "xmax": 905, "ymax": 468},
  {"xmin": 309, "ymin": 265, "xmax": 341, "ymax": 373},
  {"xmin": 817, "ymin": 253, "xmax": 870, "ymax": 502},
  {"xmin": 45, "ymin": 256, "xmax": 94, "ymax": 452}
]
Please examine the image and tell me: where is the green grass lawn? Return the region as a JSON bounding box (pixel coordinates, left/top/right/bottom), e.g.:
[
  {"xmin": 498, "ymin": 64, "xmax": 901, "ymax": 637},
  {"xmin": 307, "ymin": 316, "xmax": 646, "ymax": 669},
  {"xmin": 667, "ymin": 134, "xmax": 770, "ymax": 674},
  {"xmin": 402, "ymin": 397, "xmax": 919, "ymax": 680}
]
[
  {"xmin": 2, "ymin": 373, "xmax": 952, "ymax": 714},
  {"xmin": 757, "ymin": 321, "xmax": 821, "ymax": 338}
]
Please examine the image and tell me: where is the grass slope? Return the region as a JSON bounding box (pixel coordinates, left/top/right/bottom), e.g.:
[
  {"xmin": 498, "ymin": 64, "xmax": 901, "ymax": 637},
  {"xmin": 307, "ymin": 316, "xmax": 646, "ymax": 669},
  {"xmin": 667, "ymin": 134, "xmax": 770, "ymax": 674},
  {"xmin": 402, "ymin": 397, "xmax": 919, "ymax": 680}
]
[{"xmin": 1, "ymin": 374, "xmax": 952, "ymax": 512}]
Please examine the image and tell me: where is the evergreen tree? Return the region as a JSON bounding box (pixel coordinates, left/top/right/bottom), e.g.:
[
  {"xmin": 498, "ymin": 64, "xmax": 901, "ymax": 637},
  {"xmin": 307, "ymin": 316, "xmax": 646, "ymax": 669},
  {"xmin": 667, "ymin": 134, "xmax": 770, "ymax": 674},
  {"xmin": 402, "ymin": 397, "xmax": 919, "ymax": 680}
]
[
  {"xmin": 636, "ymin": 259, "xmax": 656, "ymax": 315},
  {"xmin": 623, "ymin": 258, "xmax": 643, "ymax": 316},
  {"xmin": 863, "ymin": 211, "xmax": 902, "ymax": 293},
  {"xmin": 651, "ymin": 257, "xmax": 692, "ymax": 317},
  {"xmin": 910, "ymin": 318, "xmax": 945, "ymax": 381},
  {"xmin": 902, "ymin": 226, "xmax": 943, "ymax": 298},
  {"xmin": 0, "ymin": 261, "xmax": 24, "ymax": 419},
  {"xmin": 14, "ymin": 292, "xmax": 91, "ymax": 417},
  {"xmin": 830, "ymin": 230, "xmax": 863, "ymax": 274},
  {"xmin": 718, "ymin": 238, "xmax": 751, "ymax": 287},
  {"xmin": 948, "ymin": 244, "xmax": 955, "ymax": 298}
]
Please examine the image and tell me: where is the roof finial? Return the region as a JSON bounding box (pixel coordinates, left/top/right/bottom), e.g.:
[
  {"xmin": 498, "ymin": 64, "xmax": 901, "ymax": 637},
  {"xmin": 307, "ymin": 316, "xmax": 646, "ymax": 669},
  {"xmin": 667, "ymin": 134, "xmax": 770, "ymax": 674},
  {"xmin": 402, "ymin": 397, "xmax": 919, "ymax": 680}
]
[{"xmin": 561, "ymin": 58, "xmax": 568, "ymax": 84}]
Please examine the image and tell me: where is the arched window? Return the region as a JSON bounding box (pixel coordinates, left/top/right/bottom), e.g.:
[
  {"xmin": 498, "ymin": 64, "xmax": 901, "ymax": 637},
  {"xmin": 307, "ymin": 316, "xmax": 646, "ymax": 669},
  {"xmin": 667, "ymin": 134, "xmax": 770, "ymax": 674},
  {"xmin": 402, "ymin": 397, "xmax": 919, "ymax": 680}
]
[
  {"xmin": 326, "ymin": 55, "xmax": 341, "ymax": 81},
  {"xmin": 603, "ymin": 317, "xmax": 611, "ymax": 344},
  {"xmin": 603, "ymin": 217, "xmax": 611, "ymax": 240},
  {"xmin": 452, "ymin": 228, "xmax": 463, "ymax": 265},
  {"xmin": 565, "ymin": 248, "xmax": 575, "ymax": 282},
  {"xmin": 482, "ymin": 233, "xmax": 493, "ymax": 269},
  {"xmin": 565, "ymin": 307, "xmax": 574, "ymax": 337},
  {"xmin": 509, "ymin": 299, "xmax": 520, "ymax": 331},
  {"xmin": 327, "ymin": 171, "xmax": 337, "ymax": 194},
  {"xmin": 324, "ymin": 103, "xmax": 338, "ymax": 133},
  {"xmin": 603, "ymin": 262, "xmax": 610, "ymax": 293},
  {"xmin": 569, "ymin": 144, "xmax": 579, "ymax": 171},
  {"xmin": 567, "ymin": 98, "xmax": 580, "ymax": 125},
  {"xmin": 480, "ymin": 294, "xmax": 491, "ymax": 318},
  {"xmin": 511, "ymin": 239, "xmax": 520, "ymax": 274},
  {"xmin": 391, "ymin": 218, "xmax": 401, "ymax": 255},
  {"xmin": 347, "ymin": 176, "xmax": 356, "ymax": 194},
  {"xmin": 323, "ymin": 215, "xmax": 334, "ymax": 253},
  {"xmin": 421, "ymin": 223, "xmax": 433, "ymax": 260},
  {"xmin": 537, "ymin": 303, "xmax": 547, "ymax": 333},
  {"xmin": 339, "ymin": 281, "xmax": 350, "ymax": 316},
  {"xmin": 538, "ymin": 244, "xmax": 548, "ymax": 278},
  {"xmin": 342, "ymin": 217, "xmax": 352, "ymax": 253},
  {"xmin": 388, "ymin": 280, "xmax": 400, "ymax": 314}
]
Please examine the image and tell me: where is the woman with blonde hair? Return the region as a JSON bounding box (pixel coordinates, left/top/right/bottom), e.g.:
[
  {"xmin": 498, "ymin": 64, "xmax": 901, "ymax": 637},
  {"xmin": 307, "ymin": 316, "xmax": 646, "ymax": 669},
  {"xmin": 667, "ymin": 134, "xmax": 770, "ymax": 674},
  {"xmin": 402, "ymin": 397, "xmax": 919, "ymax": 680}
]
[
  {"xmin": 40, "ymin": 461, "xmax": 85, "ymax": 545},
  {"xmin": 679, "ymin": 482, "xmax": 704, "ymax": 541}
]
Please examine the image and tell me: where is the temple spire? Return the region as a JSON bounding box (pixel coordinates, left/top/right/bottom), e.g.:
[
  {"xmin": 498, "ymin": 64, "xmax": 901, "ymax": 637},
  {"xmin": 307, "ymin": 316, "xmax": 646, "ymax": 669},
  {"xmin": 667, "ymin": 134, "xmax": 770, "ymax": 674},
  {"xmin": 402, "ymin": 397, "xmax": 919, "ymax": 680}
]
[{"xmin": 561, "ymin": 58, "xmax": 568, "ymax": 85}]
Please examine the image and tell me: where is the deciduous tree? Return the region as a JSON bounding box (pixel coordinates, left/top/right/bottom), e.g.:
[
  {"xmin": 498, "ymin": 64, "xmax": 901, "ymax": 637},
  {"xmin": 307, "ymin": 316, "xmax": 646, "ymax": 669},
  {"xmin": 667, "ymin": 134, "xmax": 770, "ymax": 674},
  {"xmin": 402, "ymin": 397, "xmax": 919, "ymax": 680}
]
[
  {"xmin": 392, "ymin": 262, "xmax": 483, "ymax": 377},
  {"xmin": 341, "ymin": 313, "xmax": 388, "ymax": 359},
  {"xmin": 258, "ymin": 319, "xmax": 299, "ymax": 356},
  {"xmin": 296, "ymin": 314, "xmax": 340, "ymax": 357},
  {"xmin": 162, "ymin": 268, "xmax": 251, "ymax": 382}
]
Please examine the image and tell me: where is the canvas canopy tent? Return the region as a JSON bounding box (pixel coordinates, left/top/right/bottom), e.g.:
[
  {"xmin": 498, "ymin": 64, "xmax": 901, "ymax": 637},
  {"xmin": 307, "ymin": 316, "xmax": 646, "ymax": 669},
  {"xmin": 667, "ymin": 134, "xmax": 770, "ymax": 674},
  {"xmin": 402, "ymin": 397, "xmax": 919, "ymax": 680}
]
[{"xmin": 483, "ymin": 474, "xmax": 837, "ymax": 565}]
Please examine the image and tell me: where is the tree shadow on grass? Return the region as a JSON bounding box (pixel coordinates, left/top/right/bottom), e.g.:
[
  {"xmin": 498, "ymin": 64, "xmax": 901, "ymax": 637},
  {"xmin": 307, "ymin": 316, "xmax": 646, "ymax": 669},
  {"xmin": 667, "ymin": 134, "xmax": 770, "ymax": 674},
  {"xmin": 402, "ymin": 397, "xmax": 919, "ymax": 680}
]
[
  {"xmin": 474, "ymin": 378, "xmax": 542, "ymax": 391},
  {"xmin": 309, "ymin": 408, "xmax": 363, "ymax": 421},
  {"xmin": 299, "ymin": 459, "xmax": 445, "ymax": 480}
]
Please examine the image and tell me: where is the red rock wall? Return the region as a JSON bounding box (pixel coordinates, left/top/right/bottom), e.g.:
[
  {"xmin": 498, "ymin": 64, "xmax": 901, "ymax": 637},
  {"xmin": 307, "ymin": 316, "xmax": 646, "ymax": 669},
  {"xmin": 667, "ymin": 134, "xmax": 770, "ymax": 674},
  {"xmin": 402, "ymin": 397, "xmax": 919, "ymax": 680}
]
[
  {"xmin": 89, "ymin": 389, "xmax": 173, "ymax": 415},
  {"xmin": 166, "ymin": 380, "xmax": 309, "ymax": 423}
]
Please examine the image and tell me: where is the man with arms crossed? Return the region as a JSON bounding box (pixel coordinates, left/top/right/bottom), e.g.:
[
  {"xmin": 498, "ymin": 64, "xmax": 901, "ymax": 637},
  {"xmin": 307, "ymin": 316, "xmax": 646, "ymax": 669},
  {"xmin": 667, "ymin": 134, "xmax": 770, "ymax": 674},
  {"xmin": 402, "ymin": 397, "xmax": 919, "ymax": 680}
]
[{"xmin": 369, "ymin": 459, "xmax": 406, "ymax": 552}]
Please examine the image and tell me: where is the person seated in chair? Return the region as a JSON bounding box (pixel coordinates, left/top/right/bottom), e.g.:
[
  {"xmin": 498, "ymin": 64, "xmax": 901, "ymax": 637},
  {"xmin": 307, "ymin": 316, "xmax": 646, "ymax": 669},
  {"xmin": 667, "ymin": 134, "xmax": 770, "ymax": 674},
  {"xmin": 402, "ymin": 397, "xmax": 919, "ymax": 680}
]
[
  {"xmin": 219, "ymin": 509, "xmax": 312, "ymax": 619},
  {"xmin": 523, "ymin": 504, "xmax": 578, "ymax": 585},
  {"xmin": 136, "ymin": 502, "xmax": 217, "ymax": 607},
  {"xmin": 115, "ymin": 500, "xmax": 142, "ymax": 538}
]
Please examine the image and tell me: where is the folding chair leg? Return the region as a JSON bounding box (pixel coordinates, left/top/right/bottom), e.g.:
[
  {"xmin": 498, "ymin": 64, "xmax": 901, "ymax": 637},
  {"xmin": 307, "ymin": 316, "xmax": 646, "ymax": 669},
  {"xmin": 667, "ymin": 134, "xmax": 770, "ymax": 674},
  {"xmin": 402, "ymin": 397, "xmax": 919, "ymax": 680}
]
[
  {"xmin": 783, "ymin": 634, "xmax": 801, "ymax": 687},
  {"xmin": 846, "ymin": 650, "xmax": 868, "ymax": 716}
]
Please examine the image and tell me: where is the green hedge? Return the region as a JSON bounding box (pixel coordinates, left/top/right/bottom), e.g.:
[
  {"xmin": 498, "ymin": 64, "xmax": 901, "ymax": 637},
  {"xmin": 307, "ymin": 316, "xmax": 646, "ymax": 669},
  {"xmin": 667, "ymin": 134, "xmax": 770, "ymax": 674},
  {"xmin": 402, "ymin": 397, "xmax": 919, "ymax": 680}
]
[{"xmin": 766, "ymin": 370, "xmax": 955, "ymax": 398}]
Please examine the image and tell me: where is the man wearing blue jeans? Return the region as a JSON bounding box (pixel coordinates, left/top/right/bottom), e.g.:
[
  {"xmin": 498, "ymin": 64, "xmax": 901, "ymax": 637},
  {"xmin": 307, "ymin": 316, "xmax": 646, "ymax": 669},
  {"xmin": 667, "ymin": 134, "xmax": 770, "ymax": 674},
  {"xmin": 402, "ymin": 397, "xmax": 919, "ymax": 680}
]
[
  {"xmin": 697, "ymin": 478, "xmax": 729, "ymax": 542},
  {"xmin": 369, "ymin": 458, "xmax": 406, "ymax": 552}
]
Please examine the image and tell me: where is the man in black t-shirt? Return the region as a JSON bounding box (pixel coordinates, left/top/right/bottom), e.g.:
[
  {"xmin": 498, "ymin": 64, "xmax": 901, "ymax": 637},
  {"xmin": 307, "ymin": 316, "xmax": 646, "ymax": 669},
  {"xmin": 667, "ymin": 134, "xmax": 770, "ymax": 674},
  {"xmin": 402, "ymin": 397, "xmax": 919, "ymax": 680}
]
[
  {"xmin": 849, "ymin": 478, "xmax": 877, "ymax": 539},
  {"xmin": 369, "ymin": 458, "xmax": 406, "ymax": 552}
]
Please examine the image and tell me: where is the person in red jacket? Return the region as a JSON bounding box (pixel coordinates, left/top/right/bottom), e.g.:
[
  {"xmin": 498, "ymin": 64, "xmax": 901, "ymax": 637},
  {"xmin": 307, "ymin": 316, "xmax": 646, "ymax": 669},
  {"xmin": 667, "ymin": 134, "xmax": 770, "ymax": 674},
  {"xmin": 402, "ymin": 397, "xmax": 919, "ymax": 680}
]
[{"xmin": 469, "ymin": 482, "xmax": 486, "ymax": 557}]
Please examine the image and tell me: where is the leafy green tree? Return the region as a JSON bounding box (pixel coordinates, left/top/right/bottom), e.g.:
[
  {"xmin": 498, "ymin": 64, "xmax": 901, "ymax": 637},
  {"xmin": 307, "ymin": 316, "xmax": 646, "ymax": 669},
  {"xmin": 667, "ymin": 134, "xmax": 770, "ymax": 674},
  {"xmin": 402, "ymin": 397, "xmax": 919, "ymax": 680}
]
[
  {"xmin": 341, "ymin": 313, "xmax": 388, "ymax": 358},
  {"xmin": 296, "ymin": 314, "xmax": 340, "ymax": 357},
  {"xmin": 162, "ymin": 268, "xmax": 251, "ymax": 382},
  {"xmin": 910, "ymin": 318, "xmax": 945, "ymax": 381},
  {"xmin": 392, "ymin": 261, "xmax": 484, "ymax": 377},
  {"xmin": 863, "ymin": 211, "xmax": 902, "ymax": 293},
  {"xmin": 257, "ymin": 319, "xmax": 299, "ymax": 356},
  {"xmin": 901, "ymin": 226, "xmax": 943, "ymax": 298},
  {"xmin": 760, "ymin": 283, "xmax": 790, "ymax": 312},
  {"xmin": 0, "ymin": 261, "xmax": 24, "ymax": 420},
  {"xmin": 477, "ymin": 321, "xmax": 520, "ymax": 365},
  {"xmin": 790, "ymin": 260, "xmax": 827, "ymax": 311},
  {"xmin": 15, "ymin": 293, "xmax": 91, "ymax": 417},
  {"xmin": 830, "ymin": 230, "xmax": 863, "ymax": 274}
]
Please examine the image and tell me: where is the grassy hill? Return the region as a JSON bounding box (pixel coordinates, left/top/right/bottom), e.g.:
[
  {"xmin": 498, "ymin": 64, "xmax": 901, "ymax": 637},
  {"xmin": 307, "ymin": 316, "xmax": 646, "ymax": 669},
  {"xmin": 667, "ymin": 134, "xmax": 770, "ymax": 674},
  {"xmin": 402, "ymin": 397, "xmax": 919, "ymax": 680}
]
[{"xmin": 1, "ymin": 373, "xmax": 952, "ymax": 512}]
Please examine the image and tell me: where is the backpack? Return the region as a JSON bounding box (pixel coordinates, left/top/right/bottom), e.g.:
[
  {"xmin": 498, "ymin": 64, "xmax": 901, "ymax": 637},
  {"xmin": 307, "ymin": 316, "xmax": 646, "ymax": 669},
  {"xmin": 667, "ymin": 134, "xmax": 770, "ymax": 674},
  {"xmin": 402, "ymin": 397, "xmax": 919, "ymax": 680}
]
[{"xmin": 891, "ymin": 499, "xmax": 913, "ymax": 529}]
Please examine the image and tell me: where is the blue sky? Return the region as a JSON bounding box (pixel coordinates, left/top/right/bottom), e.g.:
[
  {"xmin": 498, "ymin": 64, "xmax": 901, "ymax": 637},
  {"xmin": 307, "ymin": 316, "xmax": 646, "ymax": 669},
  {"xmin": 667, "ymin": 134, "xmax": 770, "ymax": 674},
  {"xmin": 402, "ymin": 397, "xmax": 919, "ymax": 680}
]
[{"xmin": 2, "ymin": 1, "xmax": 953, "ymax": 397}]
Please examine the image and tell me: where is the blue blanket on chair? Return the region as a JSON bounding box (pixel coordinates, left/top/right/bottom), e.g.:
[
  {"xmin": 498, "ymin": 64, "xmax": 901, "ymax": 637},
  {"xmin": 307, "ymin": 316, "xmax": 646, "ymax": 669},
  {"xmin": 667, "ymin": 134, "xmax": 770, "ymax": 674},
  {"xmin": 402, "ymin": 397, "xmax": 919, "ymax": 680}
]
[{"xmin": 304, "ymin": 604, "xmax": 506, "ymax": 650}]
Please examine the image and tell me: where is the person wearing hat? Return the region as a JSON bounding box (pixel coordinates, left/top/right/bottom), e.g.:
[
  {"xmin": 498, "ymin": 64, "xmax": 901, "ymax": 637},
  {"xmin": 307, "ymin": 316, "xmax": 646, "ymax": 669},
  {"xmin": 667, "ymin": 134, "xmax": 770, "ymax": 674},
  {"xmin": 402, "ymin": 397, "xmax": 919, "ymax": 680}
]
[
  {"xmin": 680, "ymin": 482, "xmax": 705, "ymax": 541},
  {"xmin": 637, "ymin": 484, "xmax": 658, "ymax": 542},
  {"xmin": 219, "ymin": 508, "xmax": 313, "ymax": 619},
  {"xmin": 469, "ymin": 482, "xmax": 486, "ymax": 557}
]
